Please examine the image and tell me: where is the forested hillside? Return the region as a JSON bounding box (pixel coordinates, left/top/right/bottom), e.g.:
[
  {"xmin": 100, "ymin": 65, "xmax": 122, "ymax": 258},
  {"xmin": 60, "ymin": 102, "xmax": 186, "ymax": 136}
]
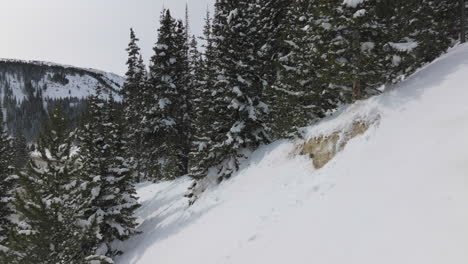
[
  {"xmin": 0, "ymin": 0, "xmax": 466, "ymax": 263},
  {"xmin": 0, "ymin": 59, "xmax": 123, "ymax": 141},
  {"xmin": 119, "ymin": 0, "xmax": 461, "ymax": 198}
]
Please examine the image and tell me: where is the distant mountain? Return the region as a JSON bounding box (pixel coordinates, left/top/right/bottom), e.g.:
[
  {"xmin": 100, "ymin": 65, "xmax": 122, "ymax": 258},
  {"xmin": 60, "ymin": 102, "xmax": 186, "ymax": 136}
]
[{"xmin": 0, "ymin": 59, "xmax": 125, "ymax": 141}]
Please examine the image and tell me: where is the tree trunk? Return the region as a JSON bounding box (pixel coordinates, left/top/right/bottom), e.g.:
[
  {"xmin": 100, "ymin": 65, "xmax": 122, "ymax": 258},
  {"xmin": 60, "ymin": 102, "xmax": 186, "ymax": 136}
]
[{"xmin": 352, "ymin": 79, "xmax": 361, "ymax": 101}]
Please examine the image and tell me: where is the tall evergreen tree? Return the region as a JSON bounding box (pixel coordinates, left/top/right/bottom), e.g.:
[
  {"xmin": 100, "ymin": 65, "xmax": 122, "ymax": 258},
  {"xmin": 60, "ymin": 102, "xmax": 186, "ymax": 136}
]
[
  {"xmin": 1, "ymin": 107, "xmax": 97, "ymax": 264},
  {"xmin": 209, "ymin": 0, "xmax": 269, "ymax": 178},
  {"xmin": 79, "ymin": 88, "xmax": 140, "ymax": 259},
  {"xmin": 145, "ymin": 10, "xmax": 191, "ymax": 179},
  {"xmin": 12, "ymin": 133, "xmax": 28, "ymax": 170},
  {"xmin": 122, "ymin": 28, "xmax": 148, "ymax": 181},
  {"xmin": 189, "ymin": 10, "xmax": 219, "ymax": 182},
  {"xmin": 0, "ymin": 104, "xmax": 16, "ymax": 243},
  {"xmin": 311, "ymin": 0, "xmax": 387, "ymax": 102},
  {"xmin": 189, "ymin": 0, "xmax": 271, "ymax": 200},
  {"xmin": 263, "ymin": 0, "xmax": 336, "ymax": 139},
  {"xmin": 413, "ymin": 0, "xmax": 458, "ymax": 63}
]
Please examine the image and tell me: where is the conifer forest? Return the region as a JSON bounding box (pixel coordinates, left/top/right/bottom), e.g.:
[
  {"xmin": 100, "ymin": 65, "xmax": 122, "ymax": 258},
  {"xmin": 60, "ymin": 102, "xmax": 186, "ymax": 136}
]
[{"xmin": 0, "ymin": 1, "xmax": 466, "ymax": 263}]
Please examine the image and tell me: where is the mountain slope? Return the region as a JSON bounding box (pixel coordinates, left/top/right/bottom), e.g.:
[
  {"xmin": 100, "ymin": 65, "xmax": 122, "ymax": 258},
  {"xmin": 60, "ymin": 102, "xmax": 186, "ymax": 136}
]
[
  {"xmin": 0, "ymin": 59, "xmax": 124, "ymax": 140},
  {"xmin": 116, "ymin": 44, "xmax": 468, "ymax": 264},
  {"xmin": 0, "ymin": 59, "xmax": 123, "ymax": 101}
]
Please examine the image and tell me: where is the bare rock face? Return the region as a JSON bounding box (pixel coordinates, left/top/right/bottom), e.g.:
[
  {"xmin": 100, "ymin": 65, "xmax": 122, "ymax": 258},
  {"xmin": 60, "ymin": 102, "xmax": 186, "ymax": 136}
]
[{"xmin": 299, "ymin": 118, "xmax": 379, "ymax": 169}]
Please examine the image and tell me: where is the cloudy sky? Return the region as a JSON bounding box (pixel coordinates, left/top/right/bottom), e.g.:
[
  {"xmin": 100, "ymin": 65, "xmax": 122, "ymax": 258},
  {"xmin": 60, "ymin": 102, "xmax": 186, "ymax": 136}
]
[{"xmin": 0, "ymin": 0, "xmax": 214, "ymax": 75}]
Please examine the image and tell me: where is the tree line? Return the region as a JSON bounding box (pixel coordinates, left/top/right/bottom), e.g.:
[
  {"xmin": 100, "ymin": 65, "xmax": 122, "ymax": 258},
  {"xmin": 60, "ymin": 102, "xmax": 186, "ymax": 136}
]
[
  {"xmin": 121, "ymin": 0, "xmax": 461, "ymax": 200},
  {"xmin": 0, "ymin": 88, "xmax": 139, "ymax": 263},
  {"xmin": 0, "ymin": 0, "xmax": 463, "ymax": 263}
]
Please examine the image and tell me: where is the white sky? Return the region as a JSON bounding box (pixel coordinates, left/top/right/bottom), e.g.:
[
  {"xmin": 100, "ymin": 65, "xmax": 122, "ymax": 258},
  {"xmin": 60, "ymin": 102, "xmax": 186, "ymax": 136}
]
[{"xmin": 0, "ymin": 0, "xmax": 214, "ymax": 75}]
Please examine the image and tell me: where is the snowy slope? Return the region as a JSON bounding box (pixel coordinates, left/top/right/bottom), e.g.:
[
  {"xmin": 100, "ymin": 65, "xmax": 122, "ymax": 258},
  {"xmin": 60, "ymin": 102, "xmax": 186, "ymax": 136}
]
[
  {"xmin": 117, "ymin": 44, "xmax": 468, "ymax": 264},
  {"xmin": 0, "ymin": 59, "xmax": 124, "ymax": 102}
]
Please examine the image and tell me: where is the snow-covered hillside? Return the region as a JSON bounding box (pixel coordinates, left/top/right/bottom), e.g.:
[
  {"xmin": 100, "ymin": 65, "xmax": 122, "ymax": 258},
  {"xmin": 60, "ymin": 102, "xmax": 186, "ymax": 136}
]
[
  {"xmin": 116, "ymin": 44, "xmax": 468, "ymax": 264},
  {"xmin": 0, "ymin": 59, "xmax": 124, "ymax": 140},
  {"xmin": 0, "ymin": 59, "xmax": 123, "ymax": 102}
]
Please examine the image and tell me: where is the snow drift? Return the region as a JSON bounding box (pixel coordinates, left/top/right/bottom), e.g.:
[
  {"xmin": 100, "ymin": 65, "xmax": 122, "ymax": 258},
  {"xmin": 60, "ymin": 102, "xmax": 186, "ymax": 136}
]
[{"xmin": 116, "ymin": 44, "xmax": 468, "ymax": 264}]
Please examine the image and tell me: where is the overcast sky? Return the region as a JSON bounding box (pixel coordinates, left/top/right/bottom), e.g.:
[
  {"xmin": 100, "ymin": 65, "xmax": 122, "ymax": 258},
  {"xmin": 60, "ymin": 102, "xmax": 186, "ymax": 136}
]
[{"xmin": 0, "ymin": 0, "xmax": 214, "ymax": 75}]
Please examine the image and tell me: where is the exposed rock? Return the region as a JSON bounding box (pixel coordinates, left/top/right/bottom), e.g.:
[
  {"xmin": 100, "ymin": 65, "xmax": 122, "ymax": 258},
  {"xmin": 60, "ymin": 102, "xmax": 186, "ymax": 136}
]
[{"xmin": 299, "ymin": 117, "xmax": 379, "ymax": 169}]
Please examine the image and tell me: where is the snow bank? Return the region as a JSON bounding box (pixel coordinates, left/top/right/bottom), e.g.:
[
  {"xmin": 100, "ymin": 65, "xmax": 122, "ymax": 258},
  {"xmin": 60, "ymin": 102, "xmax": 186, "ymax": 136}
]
[
  {"xmin": 117, "ymin": 44, "xmax": 468, "ymax": 264},
  {"xmin": 343, "ymin": 0, "xmax": 367, "ymax": 8}
]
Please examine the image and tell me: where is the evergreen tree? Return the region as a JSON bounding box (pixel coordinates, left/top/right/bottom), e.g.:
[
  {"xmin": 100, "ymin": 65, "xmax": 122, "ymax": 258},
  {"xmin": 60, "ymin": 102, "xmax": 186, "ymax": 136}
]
[
  {"xmin": 189, "ymin": 11, "xmax": 219, "ymax": 182},
  {"xmin": 203, "ymin": 0, "xmax": 269, "ymax": 179},
  {"xmin": 79, "ymin": 88, "xmax": 140, "ymax": 259},
  {"xmin": 311, "ymin": 0, "xmax": 386, "ymax": 102},
  {"xmin": 122, "ymin": 28, "xmax": 148, "ymax": 182},
  {"xmin": 412, "ymin": 1, "xmax": 458, "ymax": 63},
  {"xmin": 145, "ymin": 10, "xmax": 191, "ymax": 179},
  {"xmin": 13, "ymin": 132, "xmax": 28, "ymax": 170},
  {"xmin": 1, "ymin": 107, "xmax": 97, "ymax": 264},
  {"xmin": 263, "ymin": 0, "xmax": 335, "ymax": 139},
  {"xmin": 0, "ymin": 104, "xmax": 16, "ymax": 243},
  {"xmin": 210, "ymin": 0, "xmax": 269, "ymax": 177},
  {"xmin": 189, "ymin": 0, "xmax": 271, "ymax": 200},
  {"xmin": 311, "ymin": 0, "xmax": 458, "ymax": 101}
]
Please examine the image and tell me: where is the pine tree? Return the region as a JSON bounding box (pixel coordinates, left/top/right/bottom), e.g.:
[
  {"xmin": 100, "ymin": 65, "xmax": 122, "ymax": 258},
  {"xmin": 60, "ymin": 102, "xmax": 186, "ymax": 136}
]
[
  {"xmin": 0, "ymin": 104, "xmax": 16, "ymax": 243},
  {"xmin": 1, "ymin": 106, "xmax": 97, "ymax": 264},
  {"xmin": 189, "ymin": 11, "xmax": 218, "ymax": 182},
  {"xmin": 207, "ymin": 0, "xmax": 269, "ymax": 178},
  {"xmin": 413, "ymin": 1, "xmax": 458, "ymax": 63},
  {"xmin": 79, "ymin": 87, "xmax": 140, "ymax": 259},
  {"xmin": 189, "ymin": 0, "xmax": 271, "ymax": 200},
  {"xmin": 262, "ymin": 0, "xmax": 334, "ymax": 139},
  {"xmin": 311, "ymin": 0, "xmax": 458, "ymax": 101},
  {"xmin": 145, "ymin": 10, "xmax": 191, "ymax": 179},
  {"xmin": 12, "ymin": 133, "xmax": 28, "ymax": 170},
  {"xmin": 122, "ymin": 28, "xmax": 148, "ymax": 182},
  {"xmin": 312, "ymin": 0, "xmax": 387, "ymax": 102},
  {"xmin": 210, "ymin": 0, "xmax": 267, "ymax": 180},
  {"xmin": 186, "ymin": 34, "xmax": 201, "ymax": 165}
]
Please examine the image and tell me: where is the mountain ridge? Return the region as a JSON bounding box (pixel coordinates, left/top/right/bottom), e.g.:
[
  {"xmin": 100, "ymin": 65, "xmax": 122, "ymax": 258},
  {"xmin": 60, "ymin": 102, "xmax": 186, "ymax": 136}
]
[{"xmin": 0, "ymin": 59, "xmax": 125, "ymax": 140}]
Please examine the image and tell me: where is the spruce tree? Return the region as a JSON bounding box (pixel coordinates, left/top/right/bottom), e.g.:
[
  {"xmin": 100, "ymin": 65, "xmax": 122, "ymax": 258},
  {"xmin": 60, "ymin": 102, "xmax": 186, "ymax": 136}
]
[
  {"xmin": 208, "ymin": 0, "xmax": 269, "ymax": 179},
  {"xmin": 12, "ymin": 133, "xmax": 28, "ymax": 170},
  {"xmin": 145, "ymin": 10, "xmax": 191, "ymax": 179},
  {"xmin": 263, "ymin": 0, "xmax": 335, "ymax": 139},
  {"xmin": 1, "ymin": 107, "xmax": 97, "ymax": 264},
  {"xmin": 413, "ymin": 1, "xmax": 458, "ymax": 63},
  {"xmin": 79, "ymin": 87, "xmax": 140, "ymax": 259},
  {"xmin": 122, "ymin": 28, "xmax": 148, "ymax": 182},
  {"xmin": 0, "ymin": 104, "xmax": 16, "ymax": 243},
  {"xmin": 189, "ymin": 0, "xmax": 271, "ymax": 200},
  {"xmin": 189, "ymin": 11, "xmax": 219, "ymax": 182},
  {"xmin": 312, "ymin": 0, "xmax": 387, "ymax": 102}
]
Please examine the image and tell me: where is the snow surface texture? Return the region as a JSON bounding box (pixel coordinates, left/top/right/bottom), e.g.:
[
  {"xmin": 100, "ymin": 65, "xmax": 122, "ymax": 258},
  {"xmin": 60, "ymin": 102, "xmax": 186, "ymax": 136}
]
[
  {"xmin": 0, "ymin": 59, "xmax": 124, "ymax": 102},
  {"xmin": 343, "ymin": 0, "xmax": 367, "ymax": 8},
  {"xmin": 116, "ymin": 44, "xmax": 468, "ymax": 264}
]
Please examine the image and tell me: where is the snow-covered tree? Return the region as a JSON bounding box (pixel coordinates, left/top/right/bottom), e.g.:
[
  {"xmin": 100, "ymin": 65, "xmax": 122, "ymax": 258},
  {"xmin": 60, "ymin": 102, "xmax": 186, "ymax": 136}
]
[
  {"xmin": 145, "ymin": 10, "xmax": 191, "ymax": 179},
  {"xmin": 412, "ymin": 1, "xmax": 458, "ymax": 63},
  {"xmin": 122, "ymin": 28, "xmax": 148, "ymax": 182},
  {"xmin": 1, "ymin": 107, "xmax": 97, "ymax": 264},
  {"xmin": 312, "ymin": 0, "xmax": 387, "ymax": 101},
  {"xmin": 209, "ymin": 0, "xmax": 269, "ymax": 176},
  {"xmin": 263, "ymin": 0, "xmax": 336, "ymax": 139},
  {"xmin": 12, "ymin": 133, "xmax": 28, "ymax": 170},
  {"xmin": 189, "ymin": 11, "xmax": 218, "ymax": 182},
  {"xmin": 0, "ymin": 104, "xmax": 16, "ymax": 243},
  {"xmin": 188, "ymin": 0, "xmax": 271, "ymax": 200},
  {"xmin": 311, "ymin": 0, "xmax": 458, "ymax": 101},
  {"xmin": 79, "ymin": 87, "xmax": 140, "ymax": 259}
]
